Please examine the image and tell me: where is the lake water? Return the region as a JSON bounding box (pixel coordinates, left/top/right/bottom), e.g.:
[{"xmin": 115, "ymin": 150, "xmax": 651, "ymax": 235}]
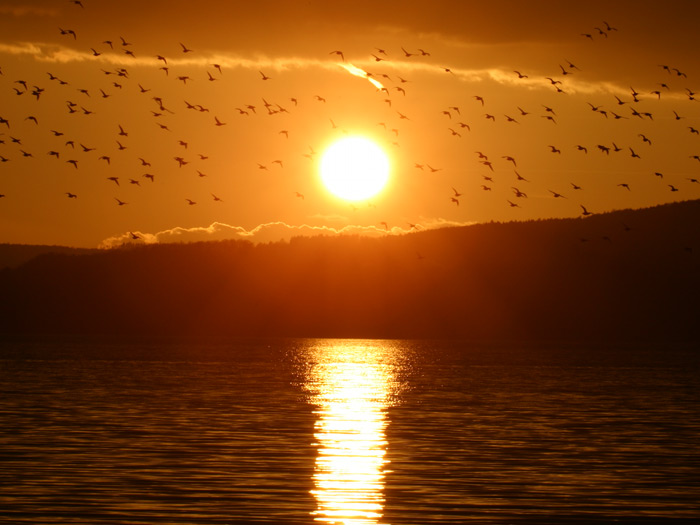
[{"xmin": 1, "ymin": 337, "xmax": 699, "ymax": 524}]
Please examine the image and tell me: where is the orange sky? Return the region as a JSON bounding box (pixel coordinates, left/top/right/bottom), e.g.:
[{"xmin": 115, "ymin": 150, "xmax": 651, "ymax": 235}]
[{"xmin": 1, "ymin": 0, "xmax": 699, "ymax": 248}]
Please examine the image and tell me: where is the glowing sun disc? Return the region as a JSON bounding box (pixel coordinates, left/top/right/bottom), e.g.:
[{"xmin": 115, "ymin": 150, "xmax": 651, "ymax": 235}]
[{"xmin": 320, "ymin": 137, "xmax": 390, "ymax": 201}]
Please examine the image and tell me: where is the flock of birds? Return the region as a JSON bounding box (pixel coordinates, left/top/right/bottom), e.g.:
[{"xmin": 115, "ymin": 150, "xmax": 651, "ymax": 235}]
[{"xmin": 1, "ymin": 2, "xmax": 699, "ymax": 246}]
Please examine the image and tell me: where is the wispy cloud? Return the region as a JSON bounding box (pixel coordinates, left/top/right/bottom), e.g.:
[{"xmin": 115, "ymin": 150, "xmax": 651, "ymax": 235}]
[
  {"xmin": 0, "ymin": 42, "xmax": 47, "ymax": 57},
  {"xmin": 0, "ymin": 41, "xmax": 345, "ymax": 72},
  {"xmin": 0, "ymin": 6, "xmax": 58, "ymax": 17},
  {"xmin": 2, "ymin": 40, "xmax": 674, "ymax": 103},
  {"xmin": 339, "ymin": 63, "xmax": 384, "ymax": 90},
  {"xmin": 98, "ymin": 217, "xmax": 477, "ymax": 249}
]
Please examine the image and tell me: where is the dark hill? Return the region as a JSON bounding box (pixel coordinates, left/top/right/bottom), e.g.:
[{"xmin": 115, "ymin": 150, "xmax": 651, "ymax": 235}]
[
  {"xmin": 1, "ymin": 200, "xmax": 699, "ymax": 342},
  {"xmin": 0, "ymin": 244, "xmax": 95, "ymax": 269}
]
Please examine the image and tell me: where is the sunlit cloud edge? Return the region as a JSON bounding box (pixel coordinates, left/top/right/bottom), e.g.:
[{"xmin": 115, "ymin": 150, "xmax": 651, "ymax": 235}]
[{"xmin": 98, "ymin": 217, "xmax": 476, "ymax": 249}]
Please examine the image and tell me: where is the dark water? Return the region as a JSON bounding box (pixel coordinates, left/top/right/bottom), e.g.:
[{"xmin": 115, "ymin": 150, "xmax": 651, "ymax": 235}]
[{"xmin": 1, "ymin": 337, "xmax": 699, "ymax": 524}]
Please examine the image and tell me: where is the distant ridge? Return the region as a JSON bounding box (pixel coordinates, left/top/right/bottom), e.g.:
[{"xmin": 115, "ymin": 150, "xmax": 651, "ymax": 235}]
[
  {"xmin": 0, "ymin": 244, "xmax": 96, "ymax": 270},
  {"xmin": 1, "ymin": 200, "xmax": 698, "ymax": 342}
]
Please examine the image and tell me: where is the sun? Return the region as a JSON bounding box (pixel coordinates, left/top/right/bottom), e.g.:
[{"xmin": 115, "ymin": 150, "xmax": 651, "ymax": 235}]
[{"xmin": 320, "ymin": 137, "xmax": 390, "ymax": 201}]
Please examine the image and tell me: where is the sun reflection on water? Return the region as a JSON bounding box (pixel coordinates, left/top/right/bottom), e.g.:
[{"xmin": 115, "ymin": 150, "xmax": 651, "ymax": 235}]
[{"xmin": 305, "ymin": 341, "xmax": 399, "ymax": 525}]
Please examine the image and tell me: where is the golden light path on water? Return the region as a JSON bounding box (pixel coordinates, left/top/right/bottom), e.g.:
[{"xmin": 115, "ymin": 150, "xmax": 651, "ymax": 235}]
[{"xmin": 305, "ymin": 341, "xmax": 399, "ymax": 525}]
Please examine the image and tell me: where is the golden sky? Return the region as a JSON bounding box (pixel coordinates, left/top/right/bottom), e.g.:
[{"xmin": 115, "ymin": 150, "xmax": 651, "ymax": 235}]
[{"xmin": 1, "ymin": 0, "xmax": 699, "ymax": 248}]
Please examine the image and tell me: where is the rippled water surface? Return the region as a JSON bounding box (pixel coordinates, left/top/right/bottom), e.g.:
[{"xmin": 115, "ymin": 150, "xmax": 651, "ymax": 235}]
[{"xmin": 1, "ymin": 337, "xmax": 699, "ymax": 524}]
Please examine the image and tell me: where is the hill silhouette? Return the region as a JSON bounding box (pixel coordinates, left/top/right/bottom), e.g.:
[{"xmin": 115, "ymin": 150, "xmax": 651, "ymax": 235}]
[
  {"xmin": 0, "ymin": 244, "xmax": 95, "ymax": 270},
  {"xmin": 1, "ymin": 200, "xmax": 699, "ymax": 342}
]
